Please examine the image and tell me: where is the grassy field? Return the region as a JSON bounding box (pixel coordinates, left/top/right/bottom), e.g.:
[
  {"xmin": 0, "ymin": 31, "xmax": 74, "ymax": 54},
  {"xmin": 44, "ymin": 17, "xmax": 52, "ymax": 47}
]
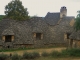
[
  {"xmin": 35, "ymin": 57, "xmax": 80, "ymax": 60},
  {"xmin": 0, "ymin": 47, "xmax": 66, "ymax": 55},
  {"xmin": 1, "ymin": 47, "xmax": 80, "ymax": 60}
]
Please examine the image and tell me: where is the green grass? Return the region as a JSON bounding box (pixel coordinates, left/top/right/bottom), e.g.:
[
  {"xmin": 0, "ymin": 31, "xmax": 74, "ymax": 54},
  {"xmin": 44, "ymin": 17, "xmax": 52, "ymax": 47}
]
[
  {"xmin": 0, "ymin": 15, "xmax": 5, "ymax": 20},
  {"xmin": 0, "ymin": 47, "xmax": 35, "ymax": 52},
  {"xmin": 49, "ymin": 48, "xmax": 80, "ymax": 57},
  {"xmin": 61, "ymin": 48, "xmax": 80, "ymax": 57},
  {"xmin": 0, "ymin": 47, "xmax": 65, "ymax": 52},
  {"xmin": 0, "ymin": 47, "xmax": 55, "ymax": 52}
]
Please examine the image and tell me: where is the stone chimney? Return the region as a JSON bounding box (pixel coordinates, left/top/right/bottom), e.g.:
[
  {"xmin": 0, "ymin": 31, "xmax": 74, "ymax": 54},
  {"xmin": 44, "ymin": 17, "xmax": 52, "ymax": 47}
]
[{"xmin": 60, "ymin": 6, "xmax": 67, "ymax": 18}]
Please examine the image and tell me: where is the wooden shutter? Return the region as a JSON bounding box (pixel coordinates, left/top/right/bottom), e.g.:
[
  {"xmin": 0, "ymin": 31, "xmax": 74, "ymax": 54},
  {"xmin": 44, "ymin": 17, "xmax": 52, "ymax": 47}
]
[
  {"xmin": 12, "ymin": 35, "xmax": 14, "ymax": 41},
  {"xmin": 2, "ymin": 36, "xmax": 5, "ymax": 41},
  {"xmin": 33, "ymin": 33, "xmax": 36, "ymax": 38},
  {"xmin": 41, "ymin": 33, "xmax": 43, "ymax": 39}
]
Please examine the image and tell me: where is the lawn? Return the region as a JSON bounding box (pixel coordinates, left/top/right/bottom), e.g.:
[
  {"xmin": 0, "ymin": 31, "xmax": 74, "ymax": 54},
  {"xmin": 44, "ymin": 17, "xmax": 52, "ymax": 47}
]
[
  {"xmin": 35, "ymin": 57, "xmax": 80, "ymax": 60},
  {"xmin": 1, "ymin": 47, "xmax": 80, "ymax": 60},
  {"xmin": 0, "ymin": 47, "xmax": 66, "ymax": 55}
]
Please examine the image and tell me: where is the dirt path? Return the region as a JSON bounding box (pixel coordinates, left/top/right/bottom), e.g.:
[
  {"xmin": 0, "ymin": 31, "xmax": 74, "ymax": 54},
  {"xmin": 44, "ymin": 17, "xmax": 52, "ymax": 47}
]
[{"xmin": 0, "ymin": 47, "xmax": 66, "ymax": 55}]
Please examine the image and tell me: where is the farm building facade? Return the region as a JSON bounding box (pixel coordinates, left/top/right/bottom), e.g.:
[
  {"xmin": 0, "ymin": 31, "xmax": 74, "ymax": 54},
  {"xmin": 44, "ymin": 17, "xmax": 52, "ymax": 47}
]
[{"xmin": 0, "ymin": 6, "xmax": 76, "ymax": 48}]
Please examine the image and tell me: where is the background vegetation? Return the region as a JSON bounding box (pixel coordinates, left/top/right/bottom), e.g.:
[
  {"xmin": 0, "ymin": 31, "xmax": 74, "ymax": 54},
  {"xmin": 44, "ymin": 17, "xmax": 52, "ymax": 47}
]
[
  {"xmin": 5, "ymin": 0, "xmax": 29, "ymax": 20},
  {"xmin": 0, "ymin": 15, "xmax": 5, "ymax": 20},
  {"xmin": 74, "ymin": 10, "xmax": 80, "ymax": 31}
]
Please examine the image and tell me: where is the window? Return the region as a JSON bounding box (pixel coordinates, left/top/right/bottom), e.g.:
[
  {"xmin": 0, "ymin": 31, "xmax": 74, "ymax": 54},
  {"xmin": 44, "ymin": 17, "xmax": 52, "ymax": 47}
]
[
  {"xmin": 67, "ymin": 33, "xmax": 71, "ymax": 39},
  {"xmin": 36, "ymin": 33, "xmax": 41, "ymax": 39},
  {"xmin": 33, "ymin": 33, "xmax": 43, "ymax": 40},
  {"xmin": 5, "ymin": 35, "xmax": 12, "ymax": 42},
  {"xmin": 2, "ymin": 35, "xmax": 14, "ymax": 42},
  {"xmin": 64, "ymin": 33, "xmax": 71, "ymax": 39}
]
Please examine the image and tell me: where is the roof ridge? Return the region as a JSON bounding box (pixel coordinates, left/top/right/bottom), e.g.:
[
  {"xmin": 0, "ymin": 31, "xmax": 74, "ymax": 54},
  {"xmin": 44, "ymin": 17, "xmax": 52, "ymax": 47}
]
[{"xmin": 47, "ymin": 12, "xmax": 60, "ymax": 14}]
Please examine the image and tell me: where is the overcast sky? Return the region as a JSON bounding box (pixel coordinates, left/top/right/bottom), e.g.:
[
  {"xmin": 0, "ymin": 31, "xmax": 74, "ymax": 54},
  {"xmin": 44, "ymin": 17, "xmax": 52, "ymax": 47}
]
[{"xmin": 0, "ymin": 0, "xmax": 80, "ymax": 17}]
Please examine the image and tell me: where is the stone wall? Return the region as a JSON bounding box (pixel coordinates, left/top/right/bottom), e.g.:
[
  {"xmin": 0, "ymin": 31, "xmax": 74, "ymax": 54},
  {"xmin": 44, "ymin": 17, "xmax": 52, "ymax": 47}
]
[
  {"xmin": 67, "ymin": 39, "xmax": 80, "ymax": 48},
  {"xmin": 0, "ymin": 16, "xmax": 75, "ymax": 48}
]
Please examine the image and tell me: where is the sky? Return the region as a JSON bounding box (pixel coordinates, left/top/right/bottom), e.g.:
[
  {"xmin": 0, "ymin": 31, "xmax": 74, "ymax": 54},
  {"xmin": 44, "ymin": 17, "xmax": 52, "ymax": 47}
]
[{"xmin": 0, "ymin": 0, "xmax": 80, "ymax": 17}]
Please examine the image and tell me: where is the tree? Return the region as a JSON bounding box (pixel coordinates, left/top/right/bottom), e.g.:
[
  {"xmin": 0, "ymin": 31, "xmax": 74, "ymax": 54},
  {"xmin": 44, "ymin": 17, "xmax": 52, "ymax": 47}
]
[
  {"xmin": 74, "ymin": 10, "xmax": 80, "ymax": 31},
  {"xmin": 0, "ymin": 15, "xmax": 5, "ymax": 20},
  {"xmin": 5, "ymin": 0, "xmax": 29, "ymax": 20}
]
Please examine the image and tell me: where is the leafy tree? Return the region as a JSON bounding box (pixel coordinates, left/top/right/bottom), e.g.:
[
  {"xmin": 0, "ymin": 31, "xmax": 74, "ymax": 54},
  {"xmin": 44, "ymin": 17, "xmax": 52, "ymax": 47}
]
[
  {"xmin": 0, "ymin": 15, "xmax": 5, "ymax": 20},
  {"xmin": 5, "ymin": 0, "xmax": 29, "ymax": 20},
  {"xmin": 74, "ymin": 10, "xmax": 80, "ymax": 31}
]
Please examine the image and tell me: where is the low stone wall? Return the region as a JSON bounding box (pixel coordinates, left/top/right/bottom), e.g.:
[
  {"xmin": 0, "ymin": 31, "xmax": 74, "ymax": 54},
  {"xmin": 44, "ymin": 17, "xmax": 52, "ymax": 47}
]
[
  {"xmin": 0, "ymin": 43, "xmax": 67, "ymax": 49},
  {"xmin": 44, "ymin": 43, "xmax": 67, "ymax": 47},
  {"xmin": 13, "ymin": 44, "xmax": 34, "ymax": 48}
]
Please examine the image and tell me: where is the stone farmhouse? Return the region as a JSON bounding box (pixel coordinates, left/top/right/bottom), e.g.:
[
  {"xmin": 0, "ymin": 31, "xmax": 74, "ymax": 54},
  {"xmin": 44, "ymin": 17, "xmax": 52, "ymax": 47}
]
[
  {"xmin": 68, "ymin": 30, "xmax": 80, "ymax": 48},
  {"xmin": 0, "ymin": 6, "xmax": 75, "ymax": 48}
]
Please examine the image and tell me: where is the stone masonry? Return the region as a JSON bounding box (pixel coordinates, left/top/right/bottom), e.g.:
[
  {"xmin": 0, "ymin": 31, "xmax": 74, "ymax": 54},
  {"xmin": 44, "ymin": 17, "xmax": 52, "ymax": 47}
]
[{"xmin": 0, "ymin": 6, "xmax": 75, "ymax": 48}]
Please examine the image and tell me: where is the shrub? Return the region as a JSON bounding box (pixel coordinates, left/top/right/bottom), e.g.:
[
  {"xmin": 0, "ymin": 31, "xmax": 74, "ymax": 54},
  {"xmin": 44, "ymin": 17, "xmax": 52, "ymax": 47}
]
[
  {"xmin": 32, "ymin": 52, "xmax": 40, "ymax": 58},
  {"xmin": 0, "ymin": 53, "xmax": 8, "ymax": 60},
  {"xmin": 69, "ymin": 48, "xmax": 80, "ymax": 57},
  {"xmin": 41, "ymin": 52, "xmax": 49, "ymax": 57},
  {"xmin": 61, "ymin": 48, "xmax": 80, "ymax": 57},
  {"xmin": 50, "ymin": 51, "xmax": 62, "ymax": 57},
  {"xmin": 11, "ymin": 54, "xmax": 22, "ymax": 60},
  {"xmin": 23, "ymin": 52, "xmax": 33, "ymax": 59},
  {"xmin": 23, "ymin": 52, "xmax": 40, "ymax": 59}
]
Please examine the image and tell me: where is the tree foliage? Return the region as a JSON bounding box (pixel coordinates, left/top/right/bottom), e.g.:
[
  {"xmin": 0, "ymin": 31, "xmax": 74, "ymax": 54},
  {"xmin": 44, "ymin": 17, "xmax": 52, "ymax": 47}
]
[
  {"xmin": 5, "ymin": 0, "xmax": 29, "ymax": 20},
  {"xmin": 74, "ymin": 10, "xmax": 80, "ymax": 31},
  {"xmin": 0, "ymin": 15, "xmax": 5, "ymax": 20}
]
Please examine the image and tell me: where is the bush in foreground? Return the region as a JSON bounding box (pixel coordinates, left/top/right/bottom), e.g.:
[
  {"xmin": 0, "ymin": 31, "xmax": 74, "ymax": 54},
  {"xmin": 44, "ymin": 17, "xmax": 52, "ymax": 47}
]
[
  {"xmin": 61, "ymin": 48, "xmax": 80, "ymax": 57},
  {"xmin": 0, "ymin": 48, "xmax": 80, "ymax": 60},
  {"xmin": 50, "ymin": 51, "xmax": 62, "ymax": 57},
  {"xmin": 49, "ymin": 48, "xmax": 80, "ymax": 57},
  {"xmin": 32, "ymin": 52, "xmax": 40, "ymax": 58},
  {"xmin": 23, "ymin": 52, "xmax": 40, "ymax": 59},
  {"xmin": 0, "ymin": 53, "xmax": 8, "ymax": 60},
  {"xmin": 41, "ymin": 52, "xmax": 50, "ymax": 57},
  {"xmin": 11, "ymin": 54, "xmax": 22, "ymax": 60}
]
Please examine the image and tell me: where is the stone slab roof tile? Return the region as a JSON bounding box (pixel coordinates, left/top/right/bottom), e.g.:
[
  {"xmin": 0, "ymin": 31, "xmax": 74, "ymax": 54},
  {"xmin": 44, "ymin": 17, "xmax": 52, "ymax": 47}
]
[
  {"xmin": 44, "ymin": 12, "xmax": 60, "ymax": 25},
  {"xmin": 2, "ymin": 29, "xmax": 14, "ymax": 35},
  {"xmin": 69, "ymin": 30, "xmax": 80, "ymax": 40}
]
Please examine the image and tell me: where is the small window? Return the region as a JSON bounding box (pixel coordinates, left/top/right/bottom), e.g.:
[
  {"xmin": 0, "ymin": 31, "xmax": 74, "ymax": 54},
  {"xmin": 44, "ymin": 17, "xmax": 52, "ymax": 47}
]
[
  {"xmin": 66, "ymin": 33, "xmax": 71, "ymax": 39},
  {"xmin": 36, "ymin": 33, "xmax": 41, "ymax": 39},
  {"xmin": 33, "ymin": 33, "xmax": 43, "ymax": 40},
  {"xmin": 64, "ymin": 33, "xmax": 71, "ymax": 39},
  {"xmin": 5, "ymin": 35, "xmax": 12, "ymax": 42},
  {"xmin": 2, "ymin": 35, "xmax": 14, "ymax": 42}
]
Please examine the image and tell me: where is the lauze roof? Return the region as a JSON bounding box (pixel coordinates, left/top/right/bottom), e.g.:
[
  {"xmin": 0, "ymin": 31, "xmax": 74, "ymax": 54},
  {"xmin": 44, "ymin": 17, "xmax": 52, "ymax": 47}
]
[{"xmin": 44, "ymin": 12, "xmax": 60, "ymax": 25}]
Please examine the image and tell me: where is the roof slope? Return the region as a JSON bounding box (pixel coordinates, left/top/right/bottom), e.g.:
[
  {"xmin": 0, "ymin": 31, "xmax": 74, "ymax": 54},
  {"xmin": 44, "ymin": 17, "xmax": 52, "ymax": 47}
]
[
  {"xmin": 44, "ymin": 12, "xmax": 60, "ymax": 25},
  {"xmin": 30, "ymin": 17, "xmax": 47, "ymax": 33},
  {"xmin": 69, "ymin": 30, "xmax": 80, "ymax": 40},
  {"xmin": 0, "ymin": 18, "xmax": 48, "ymax": 45},
  {"xmin": 0, "ymin": 19, "xmax": 33, "ymax": 44}
]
